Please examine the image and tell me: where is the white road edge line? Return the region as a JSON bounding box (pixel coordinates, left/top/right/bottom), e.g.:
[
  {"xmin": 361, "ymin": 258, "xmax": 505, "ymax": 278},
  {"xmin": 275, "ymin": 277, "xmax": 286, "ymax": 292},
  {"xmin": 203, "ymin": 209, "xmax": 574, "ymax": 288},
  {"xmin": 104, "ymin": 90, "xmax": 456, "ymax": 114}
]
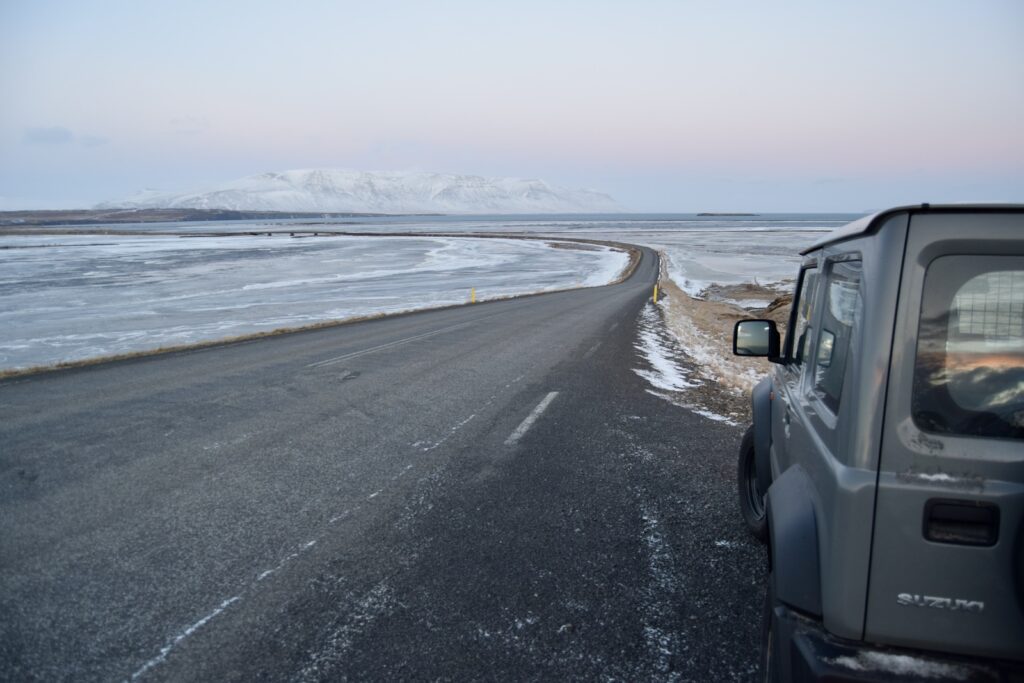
[
  {"xmin": 583, "ymin": 341, "xmax": 602, "ymax": 359},
  {"xmin": 505, "ymin": 392, "xmax": 559, "ymax": 446}
]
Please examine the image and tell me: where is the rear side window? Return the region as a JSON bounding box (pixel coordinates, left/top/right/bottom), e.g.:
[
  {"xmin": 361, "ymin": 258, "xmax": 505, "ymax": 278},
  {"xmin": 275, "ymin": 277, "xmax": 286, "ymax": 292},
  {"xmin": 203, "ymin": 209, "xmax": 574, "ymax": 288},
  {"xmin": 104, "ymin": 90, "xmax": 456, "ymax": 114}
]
[
  {"xmin": 913, "ymin": 256, "xmax": 1024, "ymax": 440},
  {"xmin": 810, "ymin": 260, "xmax": 863, "ymax": 412}
]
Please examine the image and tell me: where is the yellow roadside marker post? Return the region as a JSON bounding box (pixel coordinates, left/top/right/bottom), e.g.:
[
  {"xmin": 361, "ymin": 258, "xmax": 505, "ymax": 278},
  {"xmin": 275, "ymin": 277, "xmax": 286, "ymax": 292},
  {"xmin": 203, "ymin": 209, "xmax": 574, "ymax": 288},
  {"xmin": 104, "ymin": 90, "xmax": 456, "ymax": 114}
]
[
  {"xmin": 471, "ymin": 287, "xmax": 476, "ymax": 303},
  {"xmin": 653, "ymin": 283, "xmax": 659, "ymax": 303}
]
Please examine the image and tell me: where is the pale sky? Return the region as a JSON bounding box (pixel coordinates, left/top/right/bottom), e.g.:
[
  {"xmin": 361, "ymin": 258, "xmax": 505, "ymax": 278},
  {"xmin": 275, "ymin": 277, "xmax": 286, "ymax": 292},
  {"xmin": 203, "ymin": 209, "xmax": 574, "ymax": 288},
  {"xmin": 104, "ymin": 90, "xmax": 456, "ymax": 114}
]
[{"xmin": 1, "ymin": 0, "xmax": 1021, "ymax": 211}]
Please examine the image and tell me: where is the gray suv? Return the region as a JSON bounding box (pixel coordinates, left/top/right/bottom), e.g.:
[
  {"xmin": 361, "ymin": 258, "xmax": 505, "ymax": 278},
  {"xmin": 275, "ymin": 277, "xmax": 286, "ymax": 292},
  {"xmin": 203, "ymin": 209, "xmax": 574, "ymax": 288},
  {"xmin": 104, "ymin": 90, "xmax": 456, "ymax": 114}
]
[{"xmin": 732, "ymin": 205, "xmax": 1023, "ymax": 680}]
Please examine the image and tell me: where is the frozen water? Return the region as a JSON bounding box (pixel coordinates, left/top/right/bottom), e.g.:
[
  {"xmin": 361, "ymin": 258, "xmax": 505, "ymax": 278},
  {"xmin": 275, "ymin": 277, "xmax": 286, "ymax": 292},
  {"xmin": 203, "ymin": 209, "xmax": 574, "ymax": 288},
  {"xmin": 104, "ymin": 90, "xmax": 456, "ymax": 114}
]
[
  {"xmin": 0, "ymin": 233, "xmax": 627, "ymax": 370},
  {"xmin": 560, "ymin": 228, "xmax": 830, "ymax": 298}
]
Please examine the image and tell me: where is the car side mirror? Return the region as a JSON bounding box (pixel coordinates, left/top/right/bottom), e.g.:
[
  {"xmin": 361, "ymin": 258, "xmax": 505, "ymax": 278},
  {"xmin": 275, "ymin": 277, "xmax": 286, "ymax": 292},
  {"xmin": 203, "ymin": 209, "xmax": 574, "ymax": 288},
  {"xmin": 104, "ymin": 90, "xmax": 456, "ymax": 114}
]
[{"xmin": 733, "ymin": 319, "xmax": 781, "ymax": 362}]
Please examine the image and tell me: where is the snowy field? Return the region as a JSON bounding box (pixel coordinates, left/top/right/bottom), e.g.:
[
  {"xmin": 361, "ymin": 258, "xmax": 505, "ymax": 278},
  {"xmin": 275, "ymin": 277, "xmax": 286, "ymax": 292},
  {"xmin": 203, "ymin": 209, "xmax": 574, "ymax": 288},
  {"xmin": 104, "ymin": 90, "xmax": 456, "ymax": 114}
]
[{"xmin": 0, "ymin": 233, "xmax": 628, "ymax": 370}]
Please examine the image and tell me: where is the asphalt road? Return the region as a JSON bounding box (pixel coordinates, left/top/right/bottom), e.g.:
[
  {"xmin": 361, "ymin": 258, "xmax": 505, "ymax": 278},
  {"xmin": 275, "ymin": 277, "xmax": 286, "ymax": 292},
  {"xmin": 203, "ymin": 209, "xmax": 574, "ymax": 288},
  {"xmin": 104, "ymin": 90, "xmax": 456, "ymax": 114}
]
[{"xmin": 0, "ymin": 247, "xmax": 765, "ymax": 682}]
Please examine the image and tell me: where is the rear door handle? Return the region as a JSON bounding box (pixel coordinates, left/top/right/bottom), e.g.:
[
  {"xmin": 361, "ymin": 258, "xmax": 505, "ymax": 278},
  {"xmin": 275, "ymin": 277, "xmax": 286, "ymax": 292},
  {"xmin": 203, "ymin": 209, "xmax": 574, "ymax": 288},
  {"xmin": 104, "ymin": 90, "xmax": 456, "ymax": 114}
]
[{"xmin": 924, "ymin": 499, "xmax": 999, "ymax": 546}]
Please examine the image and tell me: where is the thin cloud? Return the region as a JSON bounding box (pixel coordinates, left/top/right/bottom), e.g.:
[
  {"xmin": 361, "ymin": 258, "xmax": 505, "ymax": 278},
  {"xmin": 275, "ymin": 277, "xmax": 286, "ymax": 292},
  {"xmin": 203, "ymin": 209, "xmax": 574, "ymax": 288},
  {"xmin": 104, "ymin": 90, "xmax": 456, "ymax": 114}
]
[
  {"xmin": 22, "ymin": 127, "xmax": 109, "ymax": 147},
  {"xmin": 24, "ymin": 126, "xmax": 74, "ymax": 144}
]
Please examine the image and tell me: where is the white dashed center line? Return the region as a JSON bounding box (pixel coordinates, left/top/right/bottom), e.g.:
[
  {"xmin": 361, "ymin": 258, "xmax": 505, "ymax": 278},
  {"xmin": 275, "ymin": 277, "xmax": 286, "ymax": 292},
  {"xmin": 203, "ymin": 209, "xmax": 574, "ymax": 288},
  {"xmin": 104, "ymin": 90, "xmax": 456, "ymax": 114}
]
[
  {"xmin": 306, "ymin": 321, "xmax": 477, "ymax": 368},
  {"xmin": 504, "ymin": 392, "xmax": 559, "ymax": 446},
  {"xmin": 306, "ymin": 310, "xmax": 508, "ymax": 369}
]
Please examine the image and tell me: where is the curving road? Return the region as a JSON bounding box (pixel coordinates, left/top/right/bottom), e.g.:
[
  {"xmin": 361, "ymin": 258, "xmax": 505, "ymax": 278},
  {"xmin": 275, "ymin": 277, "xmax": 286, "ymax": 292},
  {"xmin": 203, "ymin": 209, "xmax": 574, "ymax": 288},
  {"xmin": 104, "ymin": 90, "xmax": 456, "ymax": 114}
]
[{"xmin": 0, "ymin": 247, "xmax": 764, "ymax": 681}]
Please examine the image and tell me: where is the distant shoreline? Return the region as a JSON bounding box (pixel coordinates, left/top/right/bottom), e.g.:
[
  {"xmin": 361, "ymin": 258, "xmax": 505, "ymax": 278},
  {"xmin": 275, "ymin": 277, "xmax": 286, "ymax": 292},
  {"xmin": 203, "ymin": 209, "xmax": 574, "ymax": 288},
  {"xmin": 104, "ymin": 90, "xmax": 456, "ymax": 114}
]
[
  {"xmin": 0, "ymin": 208, "xmax": 441, "ymax": 227},
  {"xmin": 696, "ymin": 212, "xmax": 758, "ymax": 216}
]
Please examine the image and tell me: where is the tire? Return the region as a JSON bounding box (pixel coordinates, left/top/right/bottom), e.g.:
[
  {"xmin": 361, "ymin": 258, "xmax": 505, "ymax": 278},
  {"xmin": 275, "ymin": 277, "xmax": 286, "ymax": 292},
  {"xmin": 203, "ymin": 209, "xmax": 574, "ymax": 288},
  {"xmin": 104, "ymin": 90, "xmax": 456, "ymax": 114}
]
[
  {"xmin": 737, "ymin": 424, "xmax": 768, "ymax": 542},
  {"xmin": 760, "ymin": 572, "xmax": 780, "ymax": 683}
]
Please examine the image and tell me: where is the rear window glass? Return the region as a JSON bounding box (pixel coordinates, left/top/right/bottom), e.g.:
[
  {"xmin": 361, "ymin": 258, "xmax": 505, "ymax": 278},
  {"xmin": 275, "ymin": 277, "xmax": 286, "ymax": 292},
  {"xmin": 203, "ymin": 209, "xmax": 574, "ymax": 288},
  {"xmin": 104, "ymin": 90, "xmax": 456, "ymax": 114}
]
[{"xmin": 913, "ymin": 255, "xmax": 1024, "ymax": 440}]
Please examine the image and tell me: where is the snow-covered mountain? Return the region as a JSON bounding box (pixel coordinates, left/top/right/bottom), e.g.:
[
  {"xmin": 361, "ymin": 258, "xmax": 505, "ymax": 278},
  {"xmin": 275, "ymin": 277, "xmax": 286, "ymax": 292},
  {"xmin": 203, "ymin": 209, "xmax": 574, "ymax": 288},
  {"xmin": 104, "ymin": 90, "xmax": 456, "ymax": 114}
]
[{"xmin": 97, "ymin": 169, "xmax": 622, "ymax": 214}]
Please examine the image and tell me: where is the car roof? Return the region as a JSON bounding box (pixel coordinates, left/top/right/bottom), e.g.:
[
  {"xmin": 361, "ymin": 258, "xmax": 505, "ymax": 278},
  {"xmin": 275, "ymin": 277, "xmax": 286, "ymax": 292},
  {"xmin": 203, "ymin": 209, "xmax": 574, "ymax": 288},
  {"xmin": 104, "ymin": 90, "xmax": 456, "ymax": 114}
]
[{"xmin": 800, "ymin": 203, "xmax": 1024, "ymax": 255}]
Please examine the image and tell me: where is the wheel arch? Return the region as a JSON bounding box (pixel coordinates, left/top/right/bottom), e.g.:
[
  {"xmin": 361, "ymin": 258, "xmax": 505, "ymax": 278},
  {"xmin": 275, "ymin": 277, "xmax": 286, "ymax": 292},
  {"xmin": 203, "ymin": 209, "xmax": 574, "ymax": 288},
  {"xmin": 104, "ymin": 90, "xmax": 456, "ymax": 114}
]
[
  {"xmin": 765, "ymin": 465, "xmax": 822, "ymax": 617},
  {"xmin": 751, "ymin": 376, "xmax": 773, "ymax": 494}
]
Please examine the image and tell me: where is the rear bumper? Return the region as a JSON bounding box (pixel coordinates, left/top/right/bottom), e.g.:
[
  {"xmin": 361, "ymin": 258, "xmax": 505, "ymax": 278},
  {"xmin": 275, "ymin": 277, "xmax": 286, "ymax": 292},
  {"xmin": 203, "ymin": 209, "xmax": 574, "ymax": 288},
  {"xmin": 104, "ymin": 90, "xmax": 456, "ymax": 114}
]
[{"xmin": 776, "ymin": 605, "xmax": 1024, "ymax": 682}]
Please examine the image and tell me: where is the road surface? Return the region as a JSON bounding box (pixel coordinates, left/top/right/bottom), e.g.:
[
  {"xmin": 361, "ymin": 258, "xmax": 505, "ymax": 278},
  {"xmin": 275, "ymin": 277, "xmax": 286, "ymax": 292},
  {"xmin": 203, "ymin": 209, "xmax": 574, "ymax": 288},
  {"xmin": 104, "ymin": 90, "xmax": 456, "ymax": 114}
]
[{"xmin": 1, "ymin": 247, "xmax": 764, "ymax": 681}]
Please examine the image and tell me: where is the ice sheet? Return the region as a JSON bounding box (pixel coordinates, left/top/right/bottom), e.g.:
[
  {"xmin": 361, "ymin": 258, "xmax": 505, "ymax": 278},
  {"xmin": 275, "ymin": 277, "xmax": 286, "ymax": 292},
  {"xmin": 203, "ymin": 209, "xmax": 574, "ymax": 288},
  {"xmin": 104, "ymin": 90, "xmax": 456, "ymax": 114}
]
[
  {"xmin": 564, "ymin": 228, "xmax": 829, "ymax": 298},
  {"xmin": 0, "ymin": 234, "xmax": 627, "ymax": 370}
]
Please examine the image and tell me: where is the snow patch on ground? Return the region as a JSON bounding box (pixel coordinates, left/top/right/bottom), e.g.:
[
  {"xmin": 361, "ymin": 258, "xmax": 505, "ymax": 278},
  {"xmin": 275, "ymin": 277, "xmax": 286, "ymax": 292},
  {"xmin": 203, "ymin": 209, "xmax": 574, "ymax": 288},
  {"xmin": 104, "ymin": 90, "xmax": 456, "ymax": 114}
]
[
  {"xmin": 655, "ymin": 296, "xmax": 762, "ymax": 392},
  {"xmin": 638, "ymin": 501, "xmax": 683, "ymax": 682},
  {"xmin": 633, "ymin": 303, "xmax": 700, "ymax": 392},
  {"xmin": 688, "ymin": 406, "xmax": 740, "ymax": 426},
  {"xmin": 723, "ymin": 298, "xmax": 773, "ymax": 309},
  {"xmin": 297, "ymin": 582, "xmax": 396, "ymax": 681},
  {"xmin": 633, "ymin": 303, "xmax": 741, "ymax": 425}
]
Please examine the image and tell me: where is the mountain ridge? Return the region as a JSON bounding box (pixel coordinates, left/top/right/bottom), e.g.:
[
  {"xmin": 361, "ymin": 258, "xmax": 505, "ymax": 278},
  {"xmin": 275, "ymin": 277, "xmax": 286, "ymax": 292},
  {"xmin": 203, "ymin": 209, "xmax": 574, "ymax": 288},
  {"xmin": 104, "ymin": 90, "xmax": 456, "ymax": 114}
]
[{"xmin": 96, "ymin": 169, "xmax": 623, "ymax": 214}]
